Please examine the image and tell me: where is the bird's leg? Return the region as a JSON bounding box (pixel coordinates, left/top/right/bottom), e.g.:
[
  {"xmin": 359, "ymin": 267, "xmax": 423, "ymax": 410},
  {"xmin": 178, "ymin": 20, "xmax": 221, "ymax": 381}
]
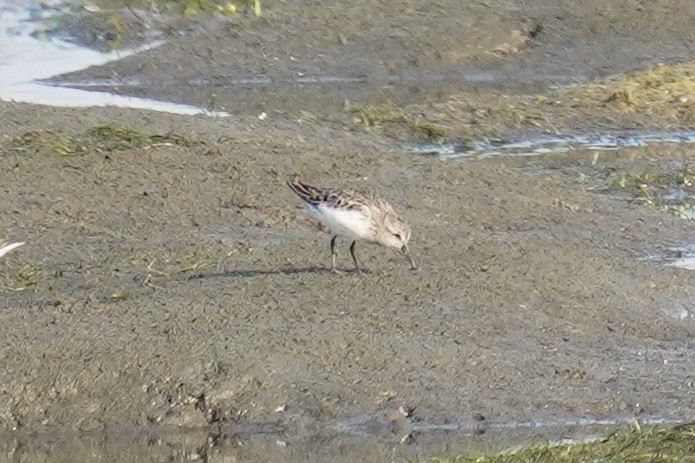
[
  {"xmin": 330, "ymin": 235, "xmax": 340, "ymax": 273},
  {"xmin": 349, "ymin": 241, "xmax": 363, "ymax": 274},
  {"xmin": 402, "ymin": 243, "xmax": 418, "ymax": 270}
]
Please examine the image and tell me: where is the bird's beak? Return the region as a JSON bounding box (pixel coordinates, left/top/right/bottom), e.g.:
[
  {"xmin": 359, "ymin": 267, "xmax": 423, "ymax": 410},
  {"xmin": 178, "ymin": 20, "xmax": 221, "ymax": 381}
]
[{"xmin": 401, "ymin": 244, "xmax": 418, "ymax": 270}]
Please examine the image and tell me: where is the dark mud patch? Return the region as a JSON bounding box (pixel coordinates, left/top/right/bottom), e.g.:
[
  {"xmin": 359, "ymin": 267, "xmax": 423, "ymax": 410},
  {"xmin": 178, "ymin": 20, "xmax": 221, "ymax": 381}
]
[
  {"xmin": 35, "ymin": 0, "xmax": 695, "ymax": 118},
  {"xmin": 358, "ymin": 63, "xmax": 695, "ymax": 147}
]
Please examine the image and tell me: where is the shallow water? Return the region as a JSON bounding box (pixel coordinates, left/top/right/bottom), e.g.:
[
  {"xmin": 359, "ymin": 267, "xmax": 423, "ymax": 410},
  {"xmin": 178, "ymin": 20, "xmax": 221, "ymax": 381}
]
[
  {"xmin": 646, "ymin": 244, "xmax": 695, "ymax": 274},
  {"xmin": 0, "ymin": 0, "xmax": 228, "ymax": 116},
  {"xmin": 3, "ymin": 414, "xmax": 685, "ymax": 463},
  {"xmin": 408, "ymin": 131, "xmax": 695, "ymax": 159},
  {"xmin": 330, "ymin": 411, "xmax": 682, "ymax": 437}
]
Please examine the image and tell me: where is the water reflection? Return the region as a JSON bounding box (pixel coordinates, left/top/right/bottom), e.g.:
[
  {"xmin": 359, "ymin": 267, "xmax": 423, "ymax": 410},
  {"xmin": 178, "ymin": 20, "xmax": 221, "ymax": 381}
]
[{"xmin": 1, "ymin": 415, "xmax": 685, "ymax": 463}]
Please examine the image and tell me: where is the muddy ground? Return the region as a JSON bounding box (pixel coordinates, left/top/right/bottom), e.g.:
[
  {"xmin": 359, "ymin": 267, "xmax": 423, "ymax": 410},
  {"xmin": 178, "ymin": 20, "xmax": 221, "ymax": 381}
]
[{"xmin": 1, "ymin": 0, "xmax": 695, "ymax": 461}]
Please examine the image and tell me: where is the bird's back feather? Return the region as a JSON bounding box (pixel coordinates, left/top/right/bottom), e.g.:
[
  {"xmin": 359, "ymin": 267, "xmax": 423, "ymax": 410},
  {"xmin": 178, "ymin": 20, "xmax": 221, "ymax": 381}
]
[{"xmin": 287, "ymin": 179, "xmax": 367, "ymax": 210}]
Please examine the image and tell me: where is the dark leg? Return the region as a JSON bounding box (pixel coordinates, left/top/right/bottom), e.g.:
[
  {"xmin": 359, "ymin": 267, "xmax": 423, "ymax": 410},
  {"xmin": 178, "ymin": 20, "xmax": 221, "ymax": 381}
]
[
  {"xmin": 330, "ymin": 235, "xmax": 339, "ymax": 272},
  {"xmin": 402, "ymin": 243, "xmax": 418, "ymax": 270},
  {"xmin": 349, "ymin": 241, "xmax": 362, "ymax": 274}
]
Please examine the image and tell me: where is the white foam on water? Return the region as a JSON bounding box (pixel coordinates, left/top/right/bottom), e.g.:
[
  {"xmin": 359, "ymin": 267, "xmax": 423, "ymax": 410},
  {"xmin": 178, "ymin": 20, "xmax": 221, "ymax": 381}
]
[{"xmin": 0, "ymin": 1, "xmax": 229, "ymax": 117}]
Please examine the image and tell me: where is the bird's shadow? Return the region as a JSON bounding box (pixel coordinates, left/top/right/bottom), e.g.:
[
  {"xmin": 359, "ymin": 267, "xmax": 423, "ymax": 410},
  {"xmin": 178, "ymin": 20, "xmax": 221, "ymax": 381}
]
[{"xmin": 186, "ymin": 266, "xmax": 364, "ymax": 281}]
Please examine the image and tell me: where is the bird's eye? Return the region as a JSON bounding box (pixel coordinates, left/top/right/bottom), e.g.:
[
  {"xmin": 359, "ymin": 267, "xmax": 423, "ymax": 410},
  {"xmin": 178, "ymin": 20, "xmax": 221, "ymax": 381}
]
[{"xmin": 393, "ymin": 233, "xmax": 402, "ymax": 240}]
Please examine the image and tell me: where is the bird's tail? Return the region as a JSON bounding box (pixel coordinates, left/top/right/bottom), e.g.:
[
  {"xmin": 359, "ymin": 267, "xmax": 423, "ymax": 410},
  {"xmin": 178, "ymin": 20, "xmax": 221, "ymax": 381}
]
[{"xmin": 286, "ymin": 178, "xmax": 325, "ymax": 206}]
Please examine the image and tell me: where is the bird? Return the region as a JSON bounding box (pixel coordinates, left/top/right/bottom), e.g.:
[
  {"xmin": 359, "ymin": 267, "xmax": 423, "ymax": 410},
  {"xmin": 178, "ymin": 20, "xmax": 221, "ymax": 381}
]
[{"xmin": 287, "ymin": 178, "xmax": 417, "ymax": 274}]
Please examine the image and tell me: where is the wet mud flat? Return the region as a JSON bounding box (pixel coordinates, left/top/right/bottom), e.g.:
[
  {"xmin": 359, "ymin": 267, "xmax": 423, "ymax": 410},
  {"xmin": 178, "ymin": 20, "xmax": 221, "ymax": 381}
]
[
  {"xmin": 2, "ymin": 0, "xmax": 695, "ymax": 461},
  {"xmin": 2, "ymin": 102, "xmax": 695, "ymax": 460}
]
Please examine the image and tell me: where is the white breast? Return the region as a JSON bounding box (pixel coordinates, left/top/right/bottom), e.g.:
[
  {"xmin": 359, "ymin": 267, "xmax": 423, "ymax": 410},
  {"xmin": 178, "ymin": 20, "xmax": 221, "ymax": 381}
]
[{"xmin": 309, "ymin": 204, "xmax": 374, "ymax": 240}]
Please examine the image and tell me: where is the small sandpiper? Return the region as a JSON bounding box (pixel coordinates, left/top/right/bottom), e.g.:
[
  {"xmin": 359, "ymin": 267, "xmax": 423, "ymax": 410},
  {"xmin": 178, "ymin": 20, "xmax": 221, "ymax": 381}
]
[{"xmin": 287, "ymin": 178, "xmax": 417, "ymax": 274}]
